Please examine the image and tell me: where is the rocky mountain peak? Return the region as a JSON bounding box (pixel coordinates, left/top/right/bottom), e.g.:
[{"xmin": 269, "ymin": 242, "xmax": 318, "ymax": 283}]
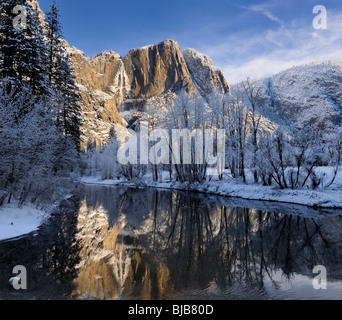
[
  {"xmin": 27, "ymin": 0, "xmax": 45, "ymax": 23},
  {"xmin": 92, "ymin": 51, "xmax": 122, "ymax": 61},
  {"xmin": 231, "ymin": 61, "xmax": 342, "ymax": 134},
  {"xmin": 27, "ymin": 0, "xmax": 233, "ymax": 147},
  {"xmin": 68, "ymin": 39, "xmax": 233, "ymax": 145},
  {"xmin": 183, "ymin": 48, "xmax": 230, "ymax": 97},
  {"xmin": 123, "ymin": 39, "xmax": 196, "ymax": 99}
]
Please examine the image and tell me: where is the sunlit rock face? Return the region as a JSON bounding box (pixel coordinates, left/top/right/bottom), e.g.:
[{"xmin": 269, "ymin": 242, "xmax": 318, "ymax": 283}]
[
  {"xmin": 68, "ymin": 48, "xmax": 128, "ymax": 148},
  {"xmin": 90, "ymin": 51, "xmax": 130, "ymax": 106},
  {"xmin": 69, "ymin": 39, "xmax": 232, "ymax": 145},
  {"xmin": 123, "ymin": 40, "xmax": 196, "ymax": 99}
]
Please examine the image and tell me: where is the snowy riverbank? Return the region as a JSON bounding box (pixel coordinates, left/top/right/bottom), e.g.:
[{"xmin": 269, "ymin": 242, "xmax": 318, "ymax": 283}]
[
  {"xmin": 1, "ymin": 167, "xmax": 340, "ymax": 242},
  {"xmin": 81, "ymin": 166, "xmax": 342, "ymax": 209},
  {"xmin": 0, "ymin": 191, "xmax": 76, "ymax": 242},
  {"xmin": 0, "ymin": 200, "xmax": 48, "ymax": 241}
]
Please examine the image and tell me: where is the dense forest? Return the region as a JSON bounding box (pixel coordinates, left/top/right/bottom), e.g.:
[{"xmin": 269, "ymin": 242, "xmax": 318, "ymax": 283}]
[{"xmin": 0, "ymin": 0, "xmax": 82, "ymax": 207}]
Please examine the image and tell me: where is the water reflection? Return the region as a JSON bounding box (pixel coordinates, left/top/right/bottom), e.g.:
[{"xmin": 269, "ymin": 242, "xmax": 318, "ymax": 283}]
[
  {"xmin": 0, "ymin": 196, "xmax": 80, "ymax": 299},
  {"xmin": 1, "ymin": 185, "xmax": 342, "ymax": 300},
  {"xmin": 72, "ymin": 186, "xmax": 342, "ymax": 300}
]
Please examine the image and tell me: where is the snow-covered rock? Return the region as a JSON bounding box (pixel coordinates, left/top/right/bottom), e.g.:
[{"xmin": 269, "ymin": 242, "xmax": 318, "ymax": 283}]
[
  {"xmin": 232, "ymin": 62, "xmax": 342, "ymax": 134},
  {"xmin": 183, "ymin": 48, "xmax": 230, "ymax": 97}
]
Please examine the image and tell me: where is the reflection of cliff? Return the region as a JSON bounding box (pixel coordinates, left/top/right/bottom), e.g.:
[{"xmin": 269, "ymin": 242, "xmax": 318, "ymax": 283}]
[
  {"xmin": 124, "ymin": 249, "xmax": 173, "ymax": 299},
  {"xmin": 3, "ymin": 185, "xmax": 340, "ymax": 300},
  {"xmin": 73, "ymin": 201, "xmax": 123, "ymax": 299},
  {"xmin": 73, "ymin": 201, "xmax": 174, "ymax": 300},
  {"xmin": 74, "ymin": 186, "xmax": 342, "ymax": 299}
]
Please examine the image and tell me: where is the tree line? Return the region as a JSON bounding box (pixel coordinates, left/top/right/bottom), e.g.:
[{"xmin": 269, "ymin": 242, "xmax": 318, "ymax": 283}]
[
  {"xmin": 85, "ymin": 79, "xmax": 342, "ymax": 190},
  {"xmin": 0, "ymin": 0, "xmax": 82, "ymax": 206}
]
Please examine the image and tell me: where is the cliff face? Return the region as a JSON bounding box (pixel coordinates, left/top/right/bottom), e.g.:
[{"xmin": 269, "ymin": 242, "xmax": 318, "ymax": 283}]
[
  {"xmin": 68, "ymin": 39, "xmax": 231, "ymax": 145},
  {"xmin": 90, "ymin": 51, "xmax": 130, "ymax": 106},
  {"xmin": 68, "ymin": 48, "xmax": 128, "ymax": 147},
  {"xmin": 26, "ymin": 0, "xmax": 232, "ymax": 146},
  {"xmin": 14, "ymin": 0, "xmax": 233, "ymax": 147},
  {"xmin": 124, "ymin": 40, "xmax": 196, "ymax": 99},
  {"xmin": 183, "ymin": 48, "xmax": 230, "ymax": 96},
  {"xmin": 122, "ymin": 40, "xmax": 230, "ymax": 101}
]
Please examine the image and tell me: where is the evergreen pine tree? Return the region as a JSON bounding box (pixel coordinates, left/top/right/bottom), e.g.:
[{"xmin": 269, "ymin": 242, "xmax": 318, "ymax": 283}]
[
  {"xmin": 0, "ymin": 0, "xmax": 51, "ymax": 97},
  {"xmin": 45, "ymin": 0, "xmax": 82, "ymax": 150},
  {"xmin": 0, "ymin": 0, "xmax": 17, "ymax": 84}
]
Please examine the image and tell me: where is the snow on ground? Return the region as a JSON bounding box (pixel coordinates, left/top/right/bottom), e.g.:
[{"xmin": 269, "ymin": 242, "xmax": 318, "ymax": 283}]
[
  {"xmin": 80, "ymin": 176, "xmax": 123, "ymax": 186},
  {"xmin": 81, "ymin": 166, "xmax": 342, "ymax": 209},
  {"xmin": 0, "ymin": 201, "xmax": 47, "ymax": 241},
  {"xmin": 2, "ymin": 166, "xmax": 339, "ymax": 242}
]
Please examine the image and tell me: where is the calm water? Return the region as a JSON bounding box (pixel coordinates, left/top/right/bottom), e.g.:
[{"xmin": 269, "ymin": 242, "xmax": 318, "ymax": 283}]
[{"xmin": 1, "ymin": 184, "xmax": 342, "ymax": 300}]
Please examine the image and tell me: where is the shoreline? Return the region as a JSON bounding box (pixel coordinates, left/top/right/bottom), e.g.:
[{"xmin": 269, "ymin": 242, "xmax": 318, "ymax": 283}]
[
  {"xmin": 0, "ymin": 201, "xmax": 48, "ymax": 242},
  {"xmin": 80, "ymin": 175, "xmax": 342, "ymax": 210},
  {"xmin": 0, "ymin": 192, "xmax": 77, "ymax": 243},
  {"xmin": 1, "ymin": 172, "xmax": 341, "ymax": 243}
]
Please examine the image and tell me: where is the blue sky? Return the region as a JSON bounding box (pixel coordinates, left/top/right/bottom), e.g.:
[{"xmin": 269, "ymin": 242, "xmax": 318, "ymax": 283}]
[{"xmin": 38, "ymin": 0, "xmax": 342, "ymax": 84}]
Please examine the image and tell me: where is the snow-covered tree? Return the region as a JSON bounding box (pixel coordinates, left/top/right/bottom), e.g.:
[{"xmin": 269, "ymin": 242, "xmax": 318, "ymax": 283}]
[
  {"xmin": 0, "ymin": 86, "xmax": 76, "ymax": 206},
  {"xmin": 161, "ymin": 90, "xmax": 210, "ymax": 183},
  {"xmin": 45, "ymin": 0, "xmax": 82, "ymax": 150},
  {"xmin": 255, "ymin": 127, "xmax": 324, "ymax": 190},
  {"xmin": 225, "ymin": 96, "xmax": 249, "ymax": 182},
  {"xmin": 98, "ymin": 138, "xmax": 120, "ymax": 180},
  {"xmin": 322, "ymin": 128, "xmax": 342, "ymax": 188},
  {"xmin": 236, "ymin": 78, "xmax": 263, "ymax": 183},
  {"xmin": 262, "ymin": 129, "xmax": 293, "ymax": 189},
  {"xmin": 0, "ymin": 1, "xmax": 82, "ymax": 207},
  {"xmin": 207, "ymin": 89, "xmax": 229, "ymax": 130},
  {"xmin": 0, "ymin": 0, "xmax": 51, "ymax": 96}
]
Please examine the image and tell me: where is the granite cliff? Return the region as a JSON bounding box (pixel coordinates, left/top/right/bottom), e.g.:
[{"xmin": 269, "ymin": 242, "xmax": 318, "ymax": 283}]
[
  {"xmin": 25, "ymin": 0, "xmax": 342, "ymax": 149},
  {"xmin": 68, "ymin": 39, "xmax": 231, "ymax": 146}
]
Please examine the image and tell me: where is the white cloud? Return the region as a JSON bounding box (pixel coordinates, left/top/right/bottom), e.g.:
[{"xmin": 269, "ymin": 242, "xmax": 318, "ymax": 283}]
[
  {"xmin": 238, "ymin": 1, "xmax": 285, "ymax": 26},
  {"xmin": 246, "ymin": 4, "xmax": 284, "ymax": 26},
  {"xmin": 208, "ymin": 10, "xmax": 342, "ymax": 84}
]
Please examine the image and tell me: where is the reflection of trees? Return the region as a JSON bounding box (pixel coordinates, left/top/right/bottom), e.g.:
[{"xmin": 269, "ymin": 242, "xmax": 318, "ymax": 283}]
[
  {"xmin": 77, "ymin": 186, "xmax": 341, "ymax": 299},
  {"xmin": 0, "ymin": 196, "xmax": 80, "ymax": 299},
  {"xmin": 112, "ymin": 245, "xmax": 131, "ymax": 296},
  {"xmin": 40, "ymin": 197, "xmax": 80, "ymax": 295},
  {"xmin": 134, "ymin": 190, "xmax": 342, "ymax": 298},
  {"xmin": 4, "ymin": 185, "xmax": 338, "ymax": 300}
]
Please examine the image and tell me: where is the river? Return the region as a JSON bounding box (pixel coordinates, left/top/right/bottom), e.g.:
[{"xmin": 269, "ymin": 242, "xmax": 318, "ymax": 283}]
[{"xmin": 1, "ymin": 184, "xmax": 342, "ymax": 300}]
